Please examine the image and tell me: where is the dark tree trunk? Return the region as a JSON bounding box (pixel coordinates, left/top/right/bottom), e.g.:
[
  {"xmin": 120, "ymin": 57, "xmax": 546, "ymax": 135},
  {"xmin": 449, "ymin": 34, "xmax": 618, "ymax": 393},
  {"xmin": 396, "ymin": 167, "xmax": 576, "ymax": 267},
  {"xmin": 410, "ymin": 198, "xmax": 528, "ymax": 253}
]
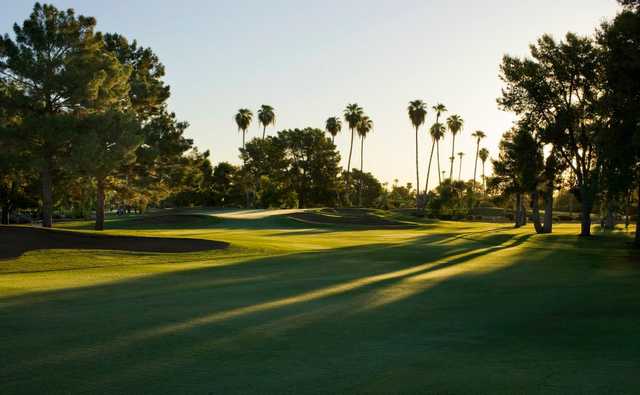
[
  {"xmin": 95, "ymin": 178, "xmax": 105, "ymax": 231},
  {"xmin": 635, "ymin": 183, "xmax": 640, "ymax": 246},
  {"xmin": 1, "ymin": 204, "xmax": 8, "ymax": 225},
  {"xmin": 543, "ymin": 180, "xmax": 554, "ymax": 234},
  {"xmin": 41, "ymin": 164, "xmax": 53, "ymax": 228},
  {"xmin": 531, "ymin": 190, "xmax": 544, "ymax": 234},
  {"xmin": 515, "ymin": 193, "xmax": 523, "ymax": 228},
  {"xmin": 580, "ymin": 185, "xmax": 593, "ymax": 237},
  {"xmin": 569, "ymin": 195, "xmax": 573, "ymax": 221},
  {"xmin": 604, "ymin": 200, "xmax": 615, "ymax": 230},
  {"xmin": 625, "ymin": 190, "xmax": 631, "ymax": 230}
]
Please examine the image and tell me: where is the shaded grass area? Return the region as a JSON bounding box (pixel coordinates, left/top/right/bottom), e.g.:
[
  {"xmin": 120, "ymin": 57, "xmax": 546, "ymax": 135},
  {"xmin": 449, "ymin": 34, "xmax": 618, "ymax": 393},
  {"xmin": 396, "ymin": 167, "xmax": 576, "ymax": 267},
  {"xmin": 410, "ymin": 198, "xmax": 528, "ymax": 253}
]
[{"xmin": 1, "ymin": 211, "xmax": 639, "ymax": 393}]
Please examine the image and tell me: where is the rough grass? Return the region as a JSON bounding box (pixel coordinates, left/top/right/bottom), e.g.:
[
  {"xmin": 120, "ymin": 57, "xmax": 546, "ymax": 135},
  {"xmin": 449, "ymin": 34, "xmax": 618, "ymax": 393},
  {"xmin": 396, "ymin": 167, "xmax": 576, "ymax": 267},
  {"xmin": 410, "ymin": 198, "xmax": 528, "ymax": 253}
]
[{"xmin": 1, "ymin": 209, "xmax": 639, "ymax": 394}]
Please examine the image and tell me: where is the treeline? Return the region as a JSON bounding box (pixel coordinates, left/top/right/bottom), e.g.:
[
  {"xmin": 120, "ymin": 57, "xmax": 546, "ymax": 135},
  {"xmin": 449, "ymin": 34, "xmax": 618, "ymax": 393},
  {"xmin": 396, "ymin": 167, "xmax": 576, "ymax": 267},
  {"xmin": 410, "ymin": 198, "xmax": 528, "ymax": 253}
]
[
  {"xmin": 230, "ymin": 96, "xmax": 494, "ymax": 214},
  {"xmin": 167, "ymin": 127, "xmax": 420, "ymax": 211}
]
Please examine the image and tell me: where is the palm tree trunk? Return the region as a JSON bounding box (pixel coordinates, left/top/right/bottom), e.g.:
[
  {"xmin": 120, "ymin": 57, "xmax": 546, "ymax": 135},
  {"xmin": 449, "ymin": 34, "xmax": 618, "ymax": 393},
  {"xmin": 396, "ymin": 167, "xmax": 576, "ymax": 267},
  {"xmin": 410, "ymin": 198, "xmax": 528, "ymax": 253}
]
[
  {"xmin": 346, "ymin": 128, "xmax": 355, "ymax": 206},
  {"xmin": 436, "ymin": 141, "xmax": 441, "ymax": 185},
  {"xmin": 458, "ymin": 156, "xmax": 463, "ymax": 181},
  {"xmin": 449, "ymin": 135, "xmax": 456, "ymax": 180},
  {"xmin": 359, "ymin": 136, "xmax": 364, "ymax": 207},
  {"xmin": 242, "ymin": 129, "xmax": 249, "ymax": 208},
  {"xmin": 473, "ymin": 141, "xmax": 480, "ymax": 186},
  {"xmin": 242, "ymin": 130, "xmax": 246, "ymax": 151},
  {"xmin": 415, "ymin": 126, "xmax": 420, "ymax": 208},
  {"xmin": 471, "ymin": 141, "xmax": 480, "ymax": 211},
  {"xmin": 262, "ymin": 125, "xmax": 266, "ymax": 139},
  {"xmin": 425, "ymin": 139, "xmax": 436, "ymax": 196},
  {"xmin": 482, "ymin": 162, "xmax": 486, "ymax": 195},
  {"xmin": 95, "ymin": 177, "xmax": 106, "ymax": 231}
]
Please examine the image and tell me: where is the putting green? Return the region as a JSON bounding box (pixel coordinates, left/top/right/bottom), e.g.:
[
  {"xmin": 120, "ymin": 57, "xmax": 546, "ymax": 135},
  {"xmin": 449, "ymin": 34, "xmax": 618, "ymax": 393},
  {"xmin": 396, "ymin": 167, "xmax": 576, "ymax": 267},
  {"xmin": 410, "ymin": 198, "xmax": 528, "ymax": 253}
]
[{"xmin": 1, "ymin": 210, "xmax": 638, "ymax": 393}]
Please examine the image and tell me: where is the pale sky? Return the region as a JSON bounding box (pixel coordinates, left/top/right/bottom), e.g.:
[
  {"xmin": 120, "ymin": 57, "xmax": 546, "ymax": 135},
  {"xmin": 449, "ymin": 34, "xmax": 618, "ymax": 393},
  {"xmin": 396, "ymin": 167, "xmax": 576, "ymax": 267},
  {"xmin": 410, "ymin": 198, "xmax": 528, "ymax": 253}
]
[{"xmin": 2, "ymin": 1, "xmax": 621, "ymax": 187}]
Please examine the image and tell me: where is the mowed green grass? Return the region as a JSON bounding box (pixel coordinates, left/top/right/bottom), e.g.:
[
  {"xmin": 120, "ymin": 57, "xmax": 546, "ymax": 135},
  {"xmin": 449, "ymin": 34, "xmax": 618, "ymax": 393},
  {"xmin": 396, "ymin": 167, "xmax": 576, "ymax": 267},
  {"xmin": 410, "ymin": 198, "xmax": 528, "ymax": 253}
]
[{"xmin": 1, "ymin": 210, "xmax": 639, "ymax": 394}]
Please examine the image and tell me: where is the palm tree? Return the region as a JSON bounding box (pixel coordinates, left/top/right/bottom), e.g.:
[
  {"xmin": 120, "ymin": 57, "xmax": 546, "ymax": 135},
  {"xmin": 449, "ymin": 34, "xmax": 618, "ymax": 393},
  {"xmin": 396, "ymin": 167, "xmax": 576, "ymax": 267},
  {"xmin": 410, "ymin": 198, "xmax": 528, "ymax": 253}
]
[
  {"xmin": 479, "ymin": 148, "xmax": 489, "ymax": 194},
  {"xmin": 471, "ymin": 130, "xmax": 486, "ymax": 187},
  {"xmin": 344, "ymin": 103, "xmax": 364, "ymax": 204},
  {"xmin": 408, "ymin": 100, "xmax": 427, "ymax": 206},
  {"xmin": 457, "ymin": 152, "xmax": 465, "ymax": 180},
  {"xmin": 433, "ymin": 103, "xmax": 447, "ymax": 125},
  {"xmin": 234, "ymin": 108, "xmax": 253, "ymax": 150},
  {"xmin": 257, "ymin": 105, "xmax": 275, "ymax": 139},
  {"xmin": 446, "ymin": 115, "xmax": 464, "ymax": 180},
  {"xmin": 357, "ymin": 116, "xmax": 373, "ymax": 206},
  {"xmin": 430, "ymin": 122, "xmax": 446, "ymax": 186},
  {"xmin": 431, "ymin": 104, "xmax": 447, "ymax": 187},
  {"xmin": 235, "ymin": 108, "xmax": 253, "ymax": 208},
  {"xmin": 325, "ymin": 116, "xmax": 342, "ymax": 144}
]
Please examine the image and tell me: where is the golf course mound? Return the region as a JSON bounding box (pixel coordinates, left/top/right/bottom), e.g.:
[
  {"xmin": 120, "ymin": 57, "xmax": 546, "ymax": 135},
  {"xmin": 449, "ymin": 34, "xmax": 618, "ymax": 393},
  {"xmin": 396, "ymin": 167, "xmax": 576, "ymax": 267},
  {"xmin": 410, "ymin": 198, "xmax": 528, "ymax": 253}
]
[
  {"xmin": 288, "ymin": 208, "xmax": 416, "ymax": 227},
  {"xmin": 0, "ymin": 226, "xmax": 229, "ymax": 260},
  {"xmin": 112, "ymin": 213, "xmax": 221, "ymax": 229}
]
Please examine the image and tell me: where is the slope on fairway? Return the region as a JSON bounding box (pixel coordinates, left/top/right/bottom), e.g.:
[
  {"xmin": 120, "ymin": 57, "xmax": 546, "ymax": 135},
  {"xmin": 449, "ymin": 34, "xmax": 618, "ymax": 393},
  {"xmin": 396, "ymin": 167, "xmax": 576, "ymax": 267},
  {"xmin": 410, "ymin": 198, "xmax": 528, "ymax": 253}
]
[{"xmin": 288, "ymin": 208, "xmax": 418, "ymax": 227}]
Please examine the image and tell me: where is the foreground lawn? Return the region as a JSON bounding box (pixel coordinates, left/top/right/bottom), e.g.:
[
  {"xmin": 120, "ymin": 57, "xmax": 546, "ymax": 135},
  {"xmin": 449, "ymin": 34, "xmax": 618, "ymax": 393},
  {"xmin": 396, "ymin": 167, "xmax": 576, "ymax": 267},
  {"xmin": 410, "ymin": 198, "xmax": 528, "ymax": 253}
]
[{"xmin": 1, "ymin": 210, "xmax": 639, "ymax": 393}]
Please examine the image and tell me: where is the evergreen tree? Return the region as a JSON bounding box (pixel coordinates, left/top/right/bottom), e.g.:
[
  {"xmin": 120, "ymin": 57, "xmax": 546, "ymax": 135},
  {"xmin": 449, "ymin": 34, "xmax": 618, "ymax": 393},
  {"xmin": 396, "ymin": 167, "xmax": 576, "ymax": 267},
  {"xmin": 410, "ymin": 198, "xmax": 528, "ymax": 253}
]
[{"xmin": 0, "ymin": 3, "xmax": 131, "ymax": 227}]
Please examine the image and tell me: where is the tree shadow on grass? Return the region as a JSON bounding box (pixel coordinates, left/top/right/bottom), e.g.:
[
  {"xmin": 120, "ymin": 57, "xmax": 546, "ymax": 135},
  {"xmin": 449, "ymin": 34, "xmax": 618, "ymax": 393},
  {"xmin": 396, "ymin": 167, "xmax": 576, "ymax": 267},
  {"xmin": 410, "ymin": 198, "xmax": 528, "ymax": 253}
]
[{"xmin": 1, "ymin": 231, "xmax": 638, "ymax": 393}]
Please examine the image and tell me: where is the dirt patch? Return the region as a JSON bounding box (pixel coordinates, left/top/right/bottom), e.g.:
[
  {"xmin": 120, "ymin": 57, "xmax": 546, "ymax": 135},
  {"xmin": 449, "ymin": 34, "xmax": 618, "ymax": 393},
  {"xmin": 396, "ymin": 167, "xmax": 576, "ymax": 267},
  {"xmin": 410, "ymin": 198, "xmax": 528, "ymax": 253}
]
[
  {"xmin": 0, "ymin": 226, "xmax": 229, "ymax": 260},
  {"xmin": 288, "ymin": 209, "xmax": 415, "ymax": 227}
]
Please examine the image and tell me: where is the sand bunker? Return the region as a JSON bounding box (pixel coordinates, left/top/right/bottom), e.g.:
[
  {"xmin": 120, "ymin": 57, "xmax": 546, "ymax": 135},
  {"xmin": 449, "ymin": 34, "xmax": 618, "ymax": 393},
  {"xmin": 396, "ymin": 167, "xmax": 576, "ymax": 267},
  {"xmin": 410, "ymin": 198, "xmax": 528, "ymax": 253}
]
[{"xmin": 0, "ymin": 226, "xmax": 228, "ymax": 260}]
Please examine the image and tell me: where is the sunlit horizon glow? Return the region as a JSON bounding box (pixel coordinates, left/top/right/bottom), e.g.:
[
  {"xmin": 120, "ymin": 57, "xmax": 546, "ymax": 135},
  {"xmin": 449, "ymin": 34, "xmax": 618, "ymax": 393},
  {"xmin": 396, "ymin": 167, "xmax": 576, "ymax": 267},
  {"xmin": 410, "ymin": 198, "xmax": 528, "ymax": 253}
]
[{"xmin": 2, "ymin": 0, "xmax": 620, "ymax": 187}]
